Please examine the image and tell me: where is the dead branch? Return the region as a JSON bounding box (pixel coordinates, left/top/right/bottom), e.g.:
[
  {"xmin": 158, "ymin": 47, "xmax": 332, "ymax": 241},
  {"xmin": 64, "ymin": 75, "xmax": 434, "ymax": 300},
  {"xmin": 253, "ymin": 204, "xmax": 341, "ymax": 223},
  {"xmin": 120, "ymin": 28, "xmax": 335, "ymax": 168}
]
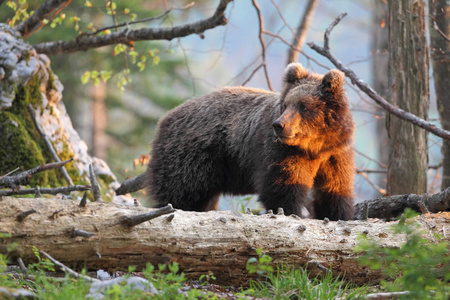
[
  {"xmin": 15, "ymin": 0, "xmax": 72, "ymax": 39},
  {"xmin": 32, "ymin": 0, "xmax": 232, "ymax": 56},
  {"xmin": 27, "ymin": 104, "xmax": 74, "ymax": 185},
  {"xmin": 0, "ymin": 185, "xmax": 91, "ymax": 196},
  {"xmin": 251, "ymin": 0, "xmax": 273, "ymax": 91},
  {"xmin": 0, "ymin": 158, "xmax": 73, "ymax": 188},
  {"xmin": 121, "ymin": 204, "xmax": 174, "ymax": 227},
  {"xmin": 324, "ymin": 13, "xmax": 347, "ymax": 50},
  {"xmin": 307, "ymin": 14, "xmax": 450, "ymax": 140},
  {"xmin": 39, "ymin": 250, "xmax": 100, "ymax": 283},
  {"xmin": 89, "ymin": 164, "xmax": 102, "ymax": 202},
  {"xmin": 355, "ymin": 186, "xmax": 450, "ymax": 220},
  {"xmin": 366, "ymin": 291, "xmax": 410, "ymax": 300},
  {"xmin": 115, "ymin": 173, "xmax": 146, "ymax": 195},
  {"xmin": 356, "ymin": 171, "xmax": 386, "ymax": 195},
  {"xmin": 286, "ymin": 0, "xmax": 319, "ymax": 64}
]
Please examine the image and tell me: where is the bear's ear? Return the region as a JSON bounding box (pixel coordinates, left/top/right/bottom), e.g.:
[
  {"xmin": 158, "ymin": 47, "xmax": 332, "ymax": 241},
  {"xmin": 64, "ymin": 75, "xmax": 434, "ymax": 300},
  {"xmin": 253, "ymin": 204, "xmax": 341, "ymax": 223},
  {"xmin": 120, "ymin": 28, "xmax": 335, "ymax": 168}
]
[
  {"xmin": 282, "ymin": 63, "xmax": 309, "ymax": 84},
  {"xmin": 320, "ymin": 69, "xmax": 345, "ymax": 97}
]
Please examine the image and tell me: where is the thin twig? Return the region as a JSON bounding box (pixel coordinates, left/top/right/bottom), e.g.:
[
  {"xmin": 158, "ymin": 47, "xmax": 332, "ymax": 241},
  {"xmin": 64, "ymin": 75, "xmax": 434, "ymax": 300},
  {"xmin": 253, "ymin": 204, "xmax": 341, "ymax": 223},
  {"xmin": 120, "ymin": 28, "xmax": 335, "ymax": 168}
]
[
  {"xmin": 39, "ymin": 250, "xmax": 100, "ymax": 282},
  {"xmin": 82, "ymin": 2, "xmax": 195, "ymax": 38},
  {"xmin": 241, "ymin": 63, "xmax": 264, "ymax": 87},
  {"xmin": 355, "ymin": 149, "xmax": 388, "ymax": 169},
  {"xmin": 0, "ymin": 159, "xmax": 73, "ymax": 188},
  {"xmin": 0, "ymin": 167, "xmax": 20, "ymax": 179},
  {"xmin": 27, "ymin": 104, "xmax": 74, "ymax": 185},
  {"xmin": 251, "ymin": 0, "xmax": 273, "ymax": 91},
  {"xmin": 15, "ymin": 0, "xmax": 72, "ymax": 38},
  {"xmin": 262, "ymin": 30, "xmax": 330, "ymax": 69},
  {"xmin": 0, "ymin": 185, "xmax": 91, "ymax": 196},
  {"xmin": 356, "ymin": 171, "xmax": 386, "ymax": 195},
  {"xmin": 355, "ymin": 168, "xmax": 386, "ymax": 174},
  {"xmin": 324, "ymin": 12, "xmax": 347, "ymax": 50}
]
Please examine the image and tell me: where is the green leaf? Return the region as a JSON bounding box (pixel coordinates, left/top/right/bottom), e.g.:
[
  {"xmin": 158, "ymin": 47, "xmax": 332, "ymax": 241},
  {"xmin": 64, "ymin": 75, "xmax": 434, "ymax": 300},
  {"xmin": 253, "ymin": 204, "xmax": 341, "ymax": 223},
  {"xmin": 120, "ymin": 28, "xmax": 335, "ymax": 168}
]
[
  {"xmin": 153, "ymin": 55, "xmax": 160, "ymax": 65},
  {"xmin": 129, "ymin": 51, "xmax": 138, "ymax": 64},
  {"xmin": 81, "ymin": 71, "xmax": 90, "ymax": 84},
  {"xmin": 100, "ymin": 71, "xmax": 111, "ymax": 82}
]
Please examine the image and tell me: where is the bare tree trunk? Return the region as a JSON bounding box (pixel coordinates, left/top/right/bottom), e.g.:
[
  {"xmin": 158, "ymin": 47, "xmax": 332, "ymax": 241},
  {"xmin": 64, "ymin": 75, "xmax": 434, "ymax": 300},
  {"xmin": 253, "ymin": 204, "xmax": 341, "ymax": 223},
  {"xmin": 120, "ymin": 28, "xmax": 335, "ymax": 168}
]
[
  {"xmin": 372, "ymin": 0, "xmax": 389, "ymax": 189},
  {"xmin": 91, "ymin": 81, "xmax": 107, "ymax": 159},
  {"xmin": 429, "ymin": 0, "xmax": 450, "ymax": 190},
  {"xmin": 1, "ymin": 197, "xmax": 449, "ymax": 286},
  {"xmin": 286, "ymin": 0, "xmax": 319, "ymax": 64},
  {"xmin": 386, "ymin": 0, "xmax": 429, "ymax": 195}
]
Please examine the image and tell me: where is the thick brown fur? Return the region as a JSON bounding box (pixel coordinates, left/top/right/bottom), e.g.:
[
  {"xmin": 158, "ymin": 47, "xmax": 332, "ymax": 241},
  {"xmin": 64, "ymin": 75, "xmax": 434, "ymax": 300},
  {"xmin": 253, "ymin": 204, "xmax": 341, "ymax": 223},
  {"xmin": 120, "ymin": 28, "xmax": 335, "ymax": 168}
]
[{"xmin": 146, "ymin": 63, "xmax": 355, "ymax": 220}]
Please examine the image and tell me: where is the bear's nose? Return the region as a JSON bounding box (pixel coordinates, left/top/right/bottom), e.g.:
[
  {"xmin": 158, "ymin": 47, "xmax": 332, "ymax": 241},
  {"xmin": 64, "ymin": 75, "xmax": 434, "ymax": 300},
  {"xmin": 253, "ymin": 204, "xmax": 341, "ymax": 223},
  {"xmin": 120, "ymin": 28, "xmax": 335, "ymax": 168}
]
[{"xmin": 272, "ymin": 120, "xmax": 284, "ymax": 134}]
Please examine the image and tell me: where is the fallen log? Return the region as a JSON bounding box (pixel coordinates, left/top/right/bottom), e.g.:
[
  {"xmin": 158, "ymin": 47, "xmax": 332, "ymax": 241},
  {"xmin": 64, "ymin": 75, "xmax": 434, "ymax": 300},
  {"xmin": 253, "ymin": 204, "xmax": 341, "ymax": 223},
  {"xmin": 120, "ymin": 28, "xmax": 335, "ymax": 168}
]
[
  {"xmin": 355, "ymin": 186, "xmax": 450, "ymax": 220},
  {"xmin": 0, "ymin": 197, "xmax": 449, "ymax": 286}
]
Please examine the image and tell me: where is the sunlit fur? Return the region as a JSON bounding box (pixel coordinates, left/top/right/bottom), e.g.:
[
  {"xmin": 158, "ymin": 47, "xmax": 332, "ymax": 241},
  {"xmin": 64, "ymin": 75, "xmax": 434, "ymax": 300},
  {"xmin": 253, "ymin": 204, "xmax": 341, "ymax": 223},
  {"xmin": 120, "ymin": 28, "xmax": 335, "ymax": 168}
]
[{"xmin": 146, "ymin": 63, "xmax": 355, "ymax": 220}]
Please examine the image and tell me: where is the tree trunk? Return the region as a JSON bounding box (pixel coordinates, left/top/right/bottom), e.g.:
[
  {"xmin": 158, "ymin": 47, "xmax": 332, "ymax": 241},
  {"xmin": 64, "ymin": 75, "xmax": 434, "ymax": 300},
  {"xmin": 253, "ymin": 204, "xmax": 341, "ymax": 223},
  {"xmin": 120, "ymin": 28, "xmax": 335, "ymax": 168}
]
[
  {"xmin": 1, "ymin": 197, "xmax": 449, "ymax": 286},
  {"xmin": 286, "ymin": 0, "xmax": 319, "ymax": 64},
  {"xmin": 429, "ymin": 0, "xmax": 450, "ymax": 190},
  {"xmin": 386, "ymin": 0, "xmax": 429, "ymax": 195},
  {"xmin": 371, "ymin": 0, "xmax": 389, "ymax": 190},
  {"xmin": 91, "ymin": 81, "xmax": 107, "ymax": 159}
]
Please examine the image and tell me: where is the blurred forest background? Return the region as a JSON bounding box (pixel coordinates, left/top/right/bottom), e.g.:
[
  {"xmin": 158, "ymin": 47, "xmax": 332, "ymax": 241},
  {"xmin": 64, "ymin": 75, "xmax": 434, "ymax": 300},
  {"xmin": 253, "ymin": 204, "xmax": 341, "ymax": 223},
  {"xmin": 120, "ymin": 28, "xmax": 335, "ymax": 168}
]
[{"xmin": 1, "ymin": 0, "xmax": 444, "ymax": 208}]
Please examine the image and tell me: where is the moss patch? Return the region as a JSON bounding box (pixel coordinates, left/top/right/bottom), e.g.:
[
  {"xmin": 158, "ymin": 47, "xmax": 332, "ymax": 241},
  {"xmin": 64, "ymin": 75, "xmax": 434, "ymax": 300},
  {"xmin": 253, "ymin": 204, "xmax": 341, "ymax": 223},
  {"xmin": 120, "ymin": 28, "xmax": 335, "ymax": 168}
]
[
  {"xmin": 0, "ymin": 74, "xmax": 62, "ymax": 186},
  {"xmin": 0, "ymin": 112, "xmax": 48, "ymax": 186}
]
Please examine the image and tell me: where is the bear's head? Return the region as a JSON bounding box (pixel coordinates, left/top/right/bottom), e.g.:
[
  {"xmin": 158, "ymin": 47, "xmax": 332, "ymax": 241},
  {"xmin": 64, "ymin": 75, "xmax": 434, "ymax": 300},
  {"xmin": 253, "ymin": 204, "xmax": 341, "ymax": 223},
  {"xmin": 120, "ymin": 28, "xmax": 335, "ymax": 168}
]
[{"xmin": 273, "ymin": 63, "xmax": 352, "ymax": 149}]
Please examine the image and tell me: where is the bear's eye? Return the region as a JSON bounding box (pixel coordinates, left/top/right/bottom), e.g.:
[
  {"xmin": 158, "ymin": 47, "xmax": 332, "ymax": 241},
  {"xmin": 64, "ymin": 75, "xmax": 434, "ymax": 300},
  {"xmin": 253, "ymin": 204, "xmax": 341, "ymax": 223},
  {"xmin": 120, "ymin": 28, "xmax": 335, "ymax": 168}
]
[{"xmin": 299, "ymin": 104, "xmax": 307, "ymax": 112}]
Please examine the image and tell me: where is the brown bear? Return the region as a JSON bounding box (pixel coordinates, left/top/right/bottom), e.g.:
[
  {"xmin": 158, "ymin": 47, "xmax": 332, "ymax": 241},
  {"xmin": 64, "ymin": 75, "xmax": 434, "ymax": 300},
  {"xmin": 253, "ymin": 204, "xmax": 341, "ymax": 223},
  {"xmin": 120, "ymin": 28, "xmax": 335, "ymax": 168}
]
[{"xmin": 146, "ymin": 63, "xmax": 355, "ymax": 220}]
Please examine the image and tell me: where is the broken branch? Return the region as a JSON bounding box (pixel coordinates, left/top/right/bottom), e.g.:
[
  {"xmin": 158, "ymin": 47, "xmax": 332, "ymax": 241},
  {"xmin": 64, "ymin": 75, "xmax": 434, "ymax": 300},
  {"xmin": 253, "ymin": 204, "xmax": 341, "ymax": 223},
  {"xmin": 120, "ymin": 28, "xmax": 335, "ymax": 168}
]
[
  {"xmin": 0, "ymin": 185, "xmax": 91, "ymax": 197},
  {"xmin": 115, "ymin": 172, "xmax": 146, "ymax": 195},
  {"xmin": 0, "ymin": 158, "xmax": 73, "ymax": 188}
]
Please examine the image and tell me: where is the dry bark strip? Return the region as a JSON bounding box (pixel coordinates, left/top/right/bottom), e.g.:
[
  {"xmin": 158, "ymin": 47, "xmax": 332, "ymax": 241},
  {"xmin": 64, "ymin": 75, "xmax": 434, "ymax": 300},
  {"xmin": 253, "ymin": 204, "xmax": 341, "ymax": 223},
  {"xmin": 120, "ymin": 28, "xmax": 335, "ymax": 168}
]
[{"xmin": 0, "ymin": 197, "xmax": 449, "ymax": 286}]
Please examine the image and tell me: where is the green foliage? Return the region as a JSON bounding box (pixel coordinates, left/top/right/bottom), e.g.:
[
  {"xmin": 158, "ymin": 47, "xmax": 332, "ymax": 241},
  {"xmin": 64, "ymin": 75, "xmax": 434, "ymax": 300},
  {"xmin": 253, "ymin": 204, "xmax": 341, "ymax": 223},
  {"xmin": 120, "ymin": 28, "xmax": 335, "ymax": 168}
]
[
  {"xmin": 246, "ymin": 248, "xmax": 273, "ymax": 276},
  {"xmin": 243, "ymin": 249, "xmax": 365, "ymax": 299},
  {"xmin": 355, "ymin": 209, "xmax": 450, "ymax": 299},
  {"xmin": 6, "ymin": 0, "xmax": 32, "ymax": 26}
]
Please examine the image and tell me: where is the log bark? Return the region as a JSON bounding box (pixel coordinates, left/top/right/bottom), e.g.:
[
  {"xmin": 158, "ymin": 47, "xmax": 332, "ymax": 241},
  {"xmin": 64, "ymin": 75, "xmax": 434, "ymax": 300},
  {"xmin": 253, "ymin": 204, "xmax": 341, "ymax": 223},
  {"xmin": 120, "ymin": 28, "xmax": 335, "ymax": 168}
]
[{"xmin": 1, "ymin": 197, "xmax": 449, "ymax": 286}]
